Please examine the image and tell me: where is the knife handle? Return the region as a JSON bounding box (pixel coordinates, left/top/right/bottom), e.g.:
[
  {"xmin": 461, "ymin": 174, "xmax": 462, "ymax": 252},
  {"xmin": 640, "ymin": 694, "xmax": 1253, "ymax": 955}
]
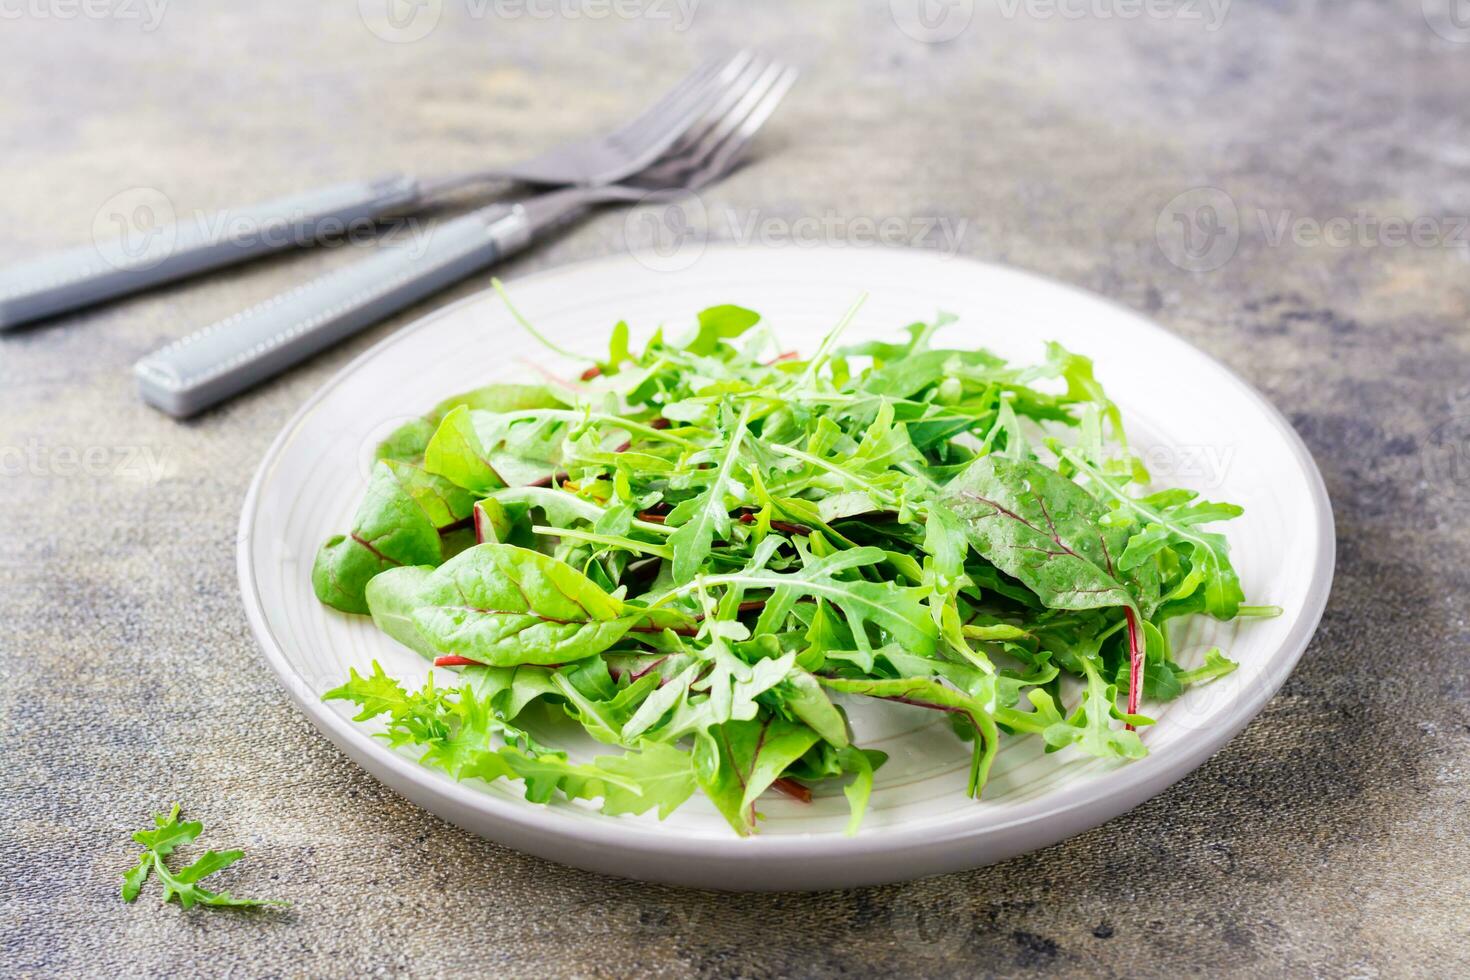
[
  {"xmin": 0, "ymin": 175, "xmax": 422, "ymax": 330},
  {"xmin": 133, "ymin": 206, "xmax": 531, "ymax": 418}
]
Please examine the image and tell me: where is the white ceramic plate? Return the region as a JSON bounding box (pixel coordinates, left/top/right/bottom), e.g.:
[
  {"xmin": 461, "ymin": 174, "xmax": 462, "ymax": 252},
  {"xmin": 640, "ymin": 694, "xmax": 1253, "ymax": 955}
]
[{"xmin": 239, "ymin": 245, "xmax": 1333, "ymax": 890}]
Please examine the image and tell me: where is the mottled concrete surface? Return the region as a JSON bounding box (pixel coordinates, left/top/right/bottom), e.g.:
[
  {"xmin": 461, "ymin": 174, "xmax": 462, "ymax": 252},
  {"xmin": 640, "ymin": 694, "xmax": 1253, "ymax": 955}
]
[{"xmin": 2, "ymin": 1, "xmax": 1468, "ymax": 977}]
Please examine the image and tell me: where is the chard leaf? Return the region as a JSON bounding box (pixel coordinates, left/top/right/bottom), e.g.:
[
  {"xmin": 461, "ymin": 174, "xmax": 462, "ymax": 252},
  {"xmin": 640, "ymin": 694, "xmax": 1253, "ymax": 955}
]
[
  {"xmin": 312, "ymin": 460, "xmax": 475, "ymax": 614},
  {"xmin": 407, "ymin": 544, "xmax": 634, "ymax": 666},
  {"xmin": 687, "ymin": 304, "xmax": 761, "ymax": 356},
  {"xmin": 468, "ymin": 410, "xmax": 571, "ymax": 487},
  {"xmin": 466, "ymin": 663, "xmax": 565, "ymax": 718},
  {"xmin": 695, "ymin": 716, "xmax": 820, "ymax": 835},
  {"xmin": 376, "ymin": 383, "xmax": 566, "ymax": 463},
  {"xmin": 424, "ymin": 404, "xmax": 504, "ymax": 492},
  {"xmin": 818, "ymin": 674, "xmax": 999, "ymax": 797},
  {"xmin": 780, "ymin": 668, "xmax": 850, "ymax": 748},
  {"xmin": 364, "ymin": 566, "xmax": 438, "ymax": 658},
  {"xmin": 942, "ymin": 455, "xmax": 1134, "ymax": 613}
]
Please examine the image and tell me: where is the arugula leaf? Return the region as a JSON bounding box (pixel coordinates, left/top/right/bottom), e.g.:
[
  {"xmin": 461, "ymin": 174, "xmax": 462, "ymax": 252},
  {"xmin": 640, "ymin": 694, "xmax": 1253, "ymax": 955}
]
[
  {"xmin": 682, "ymin": 547, "xmax": 939, "ymax": 659},
  {"xmin": 122, "ymin": 805, "xmax": 284, "ymax": 909},
  {"xmin": 591, "ymin": 741, "xmax": 698, "ymax": 818},
  {"xmin": 1176, "ymin": 648, "xmax": 1240, "ymax": 686},
  {"xmin": 667, "ymin": 403, "xmax": 751, "ymax": 582},
  {"xmin": 1039, "ymin": 657, "xmax": 1148, "ymax": 760},
  {"xmin": 835, "ymin": 745, "xmax": 881, "ymax": 835}
]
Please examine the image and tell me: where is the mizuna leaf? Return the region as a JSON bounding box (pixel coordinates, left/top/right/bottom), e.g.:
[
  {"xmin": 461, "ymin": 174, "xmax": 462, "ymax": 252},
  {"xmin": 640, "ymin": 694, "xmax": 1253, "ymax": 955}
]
[{"xmin": 326, "ymin": 668, "xmax": 694, "ymax": 818}]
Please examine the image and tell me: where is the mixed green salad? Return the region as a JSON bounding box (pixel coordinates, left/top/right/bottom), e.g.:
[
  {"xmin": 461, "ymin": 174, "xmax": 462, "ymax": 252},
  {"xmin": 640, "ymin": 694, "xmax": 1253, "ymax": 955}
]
[{"xmin": 315, "ymin": 286, "xmax": 1270, "ymax": 836}]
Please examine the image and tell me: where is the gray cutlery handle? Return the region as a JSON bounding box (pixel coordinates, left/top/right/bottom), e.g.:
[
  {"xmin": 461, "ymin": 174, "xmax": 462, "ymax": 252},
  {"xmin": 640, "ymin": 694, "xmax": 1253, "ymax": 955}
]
[
  {"xmin": 133, "ymin": 208, "xmax": 527, "ymax": 418},
  {"xmin": 0, "ymin": 175, "xmax": 421, "ymax": 331}
]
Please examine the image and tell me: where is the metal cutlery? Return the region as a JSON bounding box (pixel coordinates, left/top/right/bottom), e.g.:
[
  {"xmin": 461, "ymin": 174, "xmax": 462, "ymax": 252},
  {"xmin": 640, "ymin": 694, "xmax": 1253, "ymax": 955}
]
[
  {"xmin": 0, "ymin": 51, "xmax": 754, "ymax": 331},
  {"xmin": 132, "ymin": 61, "xmax": 798, "ymax": 418}
]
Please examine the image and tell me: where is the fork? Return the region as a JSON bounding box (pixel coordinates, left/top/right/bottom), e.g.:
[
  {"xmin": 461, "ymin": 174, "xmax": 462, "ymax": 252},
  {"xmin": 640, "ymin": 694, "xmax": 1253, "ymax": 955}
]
[
  {"xmin": 132, "ymin": 62, "xmax": 798, "ymax": 418},
  {"xmin": 0, "ymin": 51, "xmax": 754, "ymax": 332}
]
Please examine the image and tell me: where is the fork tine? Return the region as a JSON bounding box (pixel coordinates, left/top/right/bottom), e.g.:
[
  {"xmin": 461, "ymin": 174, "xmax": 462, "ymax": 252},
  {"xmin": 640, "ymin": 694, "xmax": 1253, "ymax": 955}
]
[
  {"xmin": 690, "ymin": 66, "xmax": 800, "ymax": 187},
  {"xmin": 510, "ymin": 62, "xmax": 796, "ymax": 231},
  {"xmin": 633, "ymin": 63, "xmax": 780, "ymax": 184},
  {"xmin": 603, "ymin": 53, "xmax": 736, "ymax": 143},
  {"xmin": 688, "ymin": 62, "xmax": 788, "ymax": 167},
  {"xmin": 651, "ymin": 54, "xmax": 773, "ymax": 163},
  {"xmin": 612, "ymin": 50, "xmax": 754, "ymax": 148},
  {"xmin": 597, "ymin": 51, "xmax": 758, "ymax": 180},
  {"xmin": 637, "ymin": 61, "xmax": 793, "ymax": 186}
]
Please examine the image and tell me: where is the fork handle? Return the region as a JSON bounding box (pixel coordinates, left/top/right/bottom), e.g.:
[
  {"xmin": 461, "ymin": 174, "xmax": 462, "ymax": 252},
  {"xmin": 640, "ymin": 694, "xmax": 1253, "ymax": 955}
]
[
  {"xmin": 0, "ymin": 175, "xmax": 422, "ymax": 331},
  {"xmin": 133, "ymin": 205, "xmax": 532, "ymax": 418}
]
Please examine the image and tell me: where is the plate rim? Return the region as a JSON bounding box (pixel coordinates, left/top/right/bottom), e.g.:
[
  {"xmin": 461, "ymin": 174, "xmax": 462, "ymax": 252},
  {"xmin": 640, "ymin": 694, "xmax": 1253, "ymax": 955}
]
[{"xmin": 237, "ymin": 244, "xmax": 1335, "ymax": 879}]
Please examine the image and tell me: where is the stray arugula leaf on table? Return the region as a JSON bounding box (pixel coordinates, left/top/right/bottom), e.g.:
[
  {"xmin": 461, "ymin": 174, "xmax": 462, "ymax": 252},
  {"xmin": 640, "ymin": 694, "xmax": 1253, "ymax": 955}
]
[
  {"xmin": 121, "ymin": 805, "xmax": 285, "ymax": 910},
  {"xmin": 313, "ymin": 284, "xmax": 1271, "ymax": 836}
]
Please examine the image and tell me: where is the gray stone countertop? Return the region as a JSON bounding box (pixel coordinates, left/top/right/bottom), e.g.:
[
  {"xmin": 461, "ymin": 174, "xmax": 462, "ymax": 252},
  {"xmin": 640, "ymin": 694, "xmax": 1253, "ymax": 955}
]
[{"xmin": 2, "ymin": 1, "xmax": 1467, "ymax": 976}]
